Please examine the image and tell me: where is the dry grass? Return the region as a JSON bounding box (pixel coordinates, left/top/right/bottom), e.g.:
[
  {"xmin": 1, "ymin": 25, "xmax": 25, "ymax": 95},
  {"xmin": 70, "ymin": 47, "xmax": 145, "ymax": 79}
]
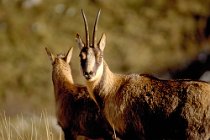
[{"xmin": 0, "ymin": 111, "xmax": 63, "ymax": 140}]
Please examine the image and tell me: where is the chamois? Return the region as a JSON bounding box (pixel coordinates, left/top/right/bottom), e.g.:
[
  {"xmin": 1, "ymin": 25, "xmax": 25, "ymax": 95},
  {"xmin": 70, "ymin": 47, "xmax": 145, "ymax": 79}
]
[
  {"xmin": 45, "ymin": 47, "xmax": 115, "ymax": 140},
  {"xmin": 76, "ymin": 10, "xmax": 210, "ymax": 140}
]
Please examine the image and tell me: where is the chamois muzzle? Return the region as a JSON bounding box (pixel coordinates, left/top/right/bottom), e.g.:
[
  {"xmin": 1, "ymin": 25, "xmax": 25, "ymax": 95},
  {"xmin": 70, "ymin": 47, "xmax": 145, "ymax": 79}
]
[{"xmin": 83, "ymin": 71, "xmax": 94, "ymax": 80}]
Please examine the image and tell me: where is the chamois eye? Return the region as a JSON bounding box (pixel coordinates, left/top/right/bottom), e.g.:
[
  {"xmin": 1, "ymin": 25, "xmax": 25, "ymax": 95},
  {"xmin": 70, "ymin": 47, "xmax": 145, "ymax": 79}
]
[{"xmin": 80, "ymin": 52, "xmax": 87, "ymax": 60}]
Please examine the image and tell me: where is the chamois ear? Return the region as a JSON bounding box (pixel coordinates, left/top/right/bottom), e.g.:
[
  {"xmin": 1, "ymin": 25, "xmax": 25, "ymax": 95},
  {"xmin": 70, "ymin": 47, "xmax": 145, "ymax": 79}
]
[
  {"xmin": 98, "ymin": 33, "xmax": 106, "ymax": 51},
  {"xmin": 65, "ymin": 47, "xmax": 73, "ymax": 64},
  {"xmin": 45, "ymin": 47, "xmax": 55, "ymax": 64},
  {"xmin": 75, "ymin": 34, "xmax": 85, "ymax": 50}
]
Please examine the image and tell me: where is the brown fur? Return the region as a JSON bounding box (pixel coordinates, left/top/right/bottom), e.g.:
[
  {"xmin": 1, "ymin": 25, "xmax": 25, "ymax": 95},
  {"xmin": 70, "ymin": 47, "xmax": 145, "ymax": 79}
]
[
  {"xmin": 88, "ymin": 60, "xmax": 210, "ymax": 140},
  {"xmin": 45, "ymin": 48, "xmax": 115, "ymax": 140},
  {"xmin": 76, "ymin": 10, "xmax": 210, "ymax": 140}
]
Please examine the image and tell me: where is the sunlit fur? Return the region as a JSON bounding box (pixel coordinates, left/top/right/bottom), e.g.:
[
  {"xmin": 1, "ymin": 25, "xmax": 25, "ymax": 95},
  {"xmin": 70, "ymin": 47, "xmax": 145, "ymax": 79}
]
[
  {"xmin": 76, "ymin": 11, "xmax": 210, "ymax": 140},
  {"xmin": 79, "ymin": 44, "xmax": 210, "ymax": 140},
  {"xmin": 45, "ymin": 47, "xmax": 115, "ymax": 140}
]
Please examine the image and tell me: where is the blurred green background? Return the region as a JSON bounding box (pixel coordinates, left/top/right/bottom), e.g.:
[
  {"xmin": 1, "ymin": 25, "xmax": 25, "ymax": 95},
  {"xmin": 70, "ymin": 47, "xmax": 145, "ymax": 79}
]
[{"xmin": 0, "ymin": 0, "xmax": 210, "ymax": 116}]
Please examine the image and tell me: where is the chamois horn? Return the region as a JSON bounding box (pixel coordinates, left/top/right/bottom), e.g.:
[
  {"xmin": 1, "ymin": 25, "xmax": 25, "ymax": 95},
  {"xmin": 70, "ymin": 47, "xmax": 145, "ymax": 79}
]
[
  {"xmin": 92, "ymin": 9, "xmax": 101, "ymax": 47},
  {"xmin": 81, "ymin": 9, "xmax": 89, "ymax": 47}
]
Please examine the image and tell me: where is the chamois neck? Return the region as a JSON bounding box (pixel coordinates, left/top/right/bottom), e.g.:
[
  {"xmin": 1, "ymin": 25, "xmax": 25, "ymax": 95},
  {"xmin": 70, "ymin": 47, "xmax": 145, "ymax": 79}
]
[
  {"xmin": 99, "ymin": 60, "xmax": 119, "ymax": 95},
  {"xmin": 87, "ymin": 60, "xmax": 118, "ymax": 104},
  {"xmin": 52, "ymin": 65, "xmax": 74, "ymax": 93}
]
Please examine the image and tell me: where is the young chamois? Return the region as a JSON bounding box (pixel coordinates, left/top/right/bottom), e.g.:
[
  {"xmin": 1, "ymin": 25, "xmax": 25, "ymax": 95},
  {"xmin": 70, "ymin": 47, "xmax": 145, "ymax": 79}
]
[
  {"xmin": 45, "ymin": 47, "xmax": 115, "ymax": 140},
  {"xmin": 76, "ymin": 10, "xmax": 210, "ymax": 140}
]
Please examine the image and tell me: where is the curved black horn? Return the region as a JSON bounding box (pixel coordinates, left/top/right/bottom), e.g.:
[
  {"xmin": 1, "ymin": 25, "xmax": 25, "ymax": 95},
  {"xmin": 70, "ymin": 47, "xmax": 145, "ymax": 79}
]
[
  {"xmin": 92, "ymin": 9, "xmax": 101, "ymax": 47},
  {"xmin": 81, "ymin": 9, "xmax": 89, "ymax": 47}
]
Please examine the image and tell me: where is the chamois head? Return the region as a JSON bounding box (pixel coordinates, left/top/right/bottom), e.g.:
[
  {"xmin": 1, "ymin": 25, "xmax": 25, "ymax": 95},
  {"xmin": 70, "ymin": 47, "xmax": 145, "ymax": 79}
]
[
  {"xmin": 45, "ymin": 47, "xmax": 73, "ymax": 65},
  {"xmin": 76, "ymin": 10, "xmax": 106, "ymax": 81},
  {"xmin": 45, "ymin": 48, "xmax": 73, "ymax": 83}
]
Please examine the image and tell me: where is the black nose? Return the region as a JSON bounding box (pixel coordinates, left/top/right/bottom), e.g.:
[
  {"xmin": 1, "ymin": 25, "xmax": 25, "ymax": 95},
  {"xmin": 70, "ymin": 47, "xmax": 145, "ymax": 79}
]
[{"xmin": 84, "ymin": 71, "xmax": 93, "ymax": 79}]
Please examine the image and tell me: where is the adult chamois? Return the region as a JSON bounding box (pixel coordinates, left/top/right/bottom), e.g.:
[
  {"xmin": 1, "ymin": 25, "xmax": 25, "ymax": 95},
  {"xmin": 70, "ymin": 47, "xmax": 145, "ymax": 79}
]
[
  {"xmin": 76, "ymin": 10, "xmax": 210, "ymax": 140},
  {"xmin": 45, "ymin": 47, "xmax": 116, "ymax": 140}
]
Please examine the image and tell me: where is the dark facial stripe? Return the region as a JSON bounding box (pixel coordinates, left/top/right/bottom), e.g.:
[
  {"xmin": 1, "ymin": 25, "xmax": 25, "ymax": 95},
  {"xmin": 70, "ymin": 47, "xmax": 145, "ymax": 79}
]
[{"xmin": 79, "ymin": 47, "xmax": 103, "ymax": 77}]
